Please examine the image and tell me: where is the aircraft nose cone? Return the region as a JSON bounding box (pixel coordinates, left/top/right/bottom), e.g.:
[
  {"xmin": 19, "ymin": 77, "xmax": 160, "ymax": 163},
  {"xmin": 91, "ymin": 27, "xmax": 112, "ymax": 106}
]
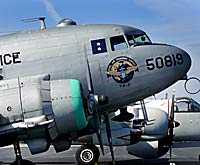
[
  {"xmin": 183, "ymin": 50, "xmax": 192, "ymax": 72},
  {"xmin": 176, "ymin": 47, "xmax": 192, "ymax": 78}
]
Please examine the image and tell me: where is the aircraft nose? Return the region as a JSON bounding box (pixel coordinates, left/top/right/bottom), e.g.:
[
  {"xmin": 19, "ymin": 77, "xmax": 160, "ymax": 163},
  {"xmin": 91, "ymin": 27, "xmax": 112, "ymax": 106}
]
[
  {"xmin": 173, "ymin": 46, "xmax": 192, "ymax": 78},
  {"xmin": 184, "ymin": 50, "xmax": 192, "ymax": 72}
]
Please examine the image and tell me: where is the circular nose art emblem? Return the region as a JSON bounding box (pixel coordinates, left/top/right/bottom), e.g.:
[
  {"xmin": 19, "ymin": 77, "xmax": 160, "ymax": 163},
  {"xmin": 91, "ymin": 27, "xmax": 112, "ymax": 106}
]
[{"xmin": 106, "ymin": 56, "xmax": 139, "ymax": 83}]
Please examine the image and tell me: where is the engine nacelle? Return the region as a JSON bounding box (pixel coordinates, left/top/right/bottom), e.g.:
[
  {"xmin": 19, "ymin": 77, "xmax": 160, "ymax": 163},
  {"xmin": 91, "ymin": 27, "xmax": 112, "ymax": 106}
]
[
  {"xmin": 127, "ymin": 106, "xmax": 170, "ymax": 159},
  {"xmin": 127, "ymin": 140, "xmax": 169, "ymax": 159},
  {"xmin": 0, "ymin": 76, "xmax": 88, "ymax": 154}
]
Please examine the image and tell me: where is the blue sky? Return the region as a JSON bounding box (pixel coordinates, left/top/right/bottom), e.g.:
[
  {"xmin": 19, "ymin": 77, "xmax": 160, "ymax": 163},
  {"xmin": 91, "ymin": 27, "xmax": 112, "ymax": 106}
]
[{"xmin": 0, "ymin": 0, "xmax": 199, "ymax": 101}]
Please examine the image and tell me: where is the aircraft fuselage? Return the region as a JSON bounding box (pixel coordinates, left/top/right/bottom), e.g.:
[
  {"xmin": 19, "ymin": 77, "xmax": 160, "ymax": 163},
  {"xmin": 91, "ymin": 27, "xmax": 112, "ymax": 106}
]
[{"xmin": 0, "ymin": 24, "xmax": 191, "ymax": 112}]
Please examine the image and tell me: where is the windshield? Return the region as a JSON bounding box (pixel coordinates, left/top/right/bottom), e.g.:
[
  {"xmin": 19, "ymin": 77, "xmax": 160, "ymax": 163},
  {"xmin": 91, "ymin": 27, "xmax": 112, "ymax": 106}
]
[{"xmin": 126, "ymin": 33, "xmax": 151, "ymax": 46}]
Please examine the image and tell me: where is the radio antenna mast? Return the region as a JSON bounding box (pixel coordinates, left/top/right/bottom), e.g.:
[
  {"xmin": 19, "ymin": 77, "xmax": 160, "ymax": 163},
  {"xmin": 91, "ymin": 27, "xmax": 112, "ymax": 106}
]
[{"xmin": 21, "ymin": 17, "xmax": 46, "ymax": 29}]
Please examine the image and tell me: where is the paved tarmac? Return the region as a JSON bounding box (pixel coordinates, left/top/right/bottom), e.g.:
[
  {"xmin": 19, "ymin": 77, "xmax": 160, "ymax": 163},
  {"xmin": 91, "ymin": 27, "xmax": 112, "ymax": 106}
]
[{"xmin": 0, "ymin": 143, "xmax": 200, "ymax": 165}]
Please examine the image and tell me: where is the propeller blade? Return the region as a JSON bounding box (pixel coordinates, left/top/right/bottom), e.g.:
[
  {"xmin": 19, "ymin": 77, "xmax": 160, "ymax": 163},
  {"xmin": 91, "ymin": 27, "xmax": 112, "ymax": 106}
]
[
  {"xmin": 168, "ymin": 127, "xmax": 173, "ymax": 159},
  {"xmin": 140, "ymin": 100, "xmax": 148, "ymax": 124},
  {"xmin": 93, "ymin": 108, "xmax": 104, "ymax": 155},
  {"xmin": 84, "ymin": 42, "xmax": 105, "ymax": 155},
  {"xmin": 86, "ymin": 59, "xmax": 94, "ymax": 93},
  {"xmin": 169, "ymin": 90, "xmax": 176, "ymax": 159},
  {"xmin": 104, "ymin": 113, "xmax": 115, "ymax": 163},
  {"xmin": 84, "ymin": 41, "xmax": 94, "ymax": 93},
  {"xmin": 170, "ymin": 90, "xmax": 175, "ymax": 121}
]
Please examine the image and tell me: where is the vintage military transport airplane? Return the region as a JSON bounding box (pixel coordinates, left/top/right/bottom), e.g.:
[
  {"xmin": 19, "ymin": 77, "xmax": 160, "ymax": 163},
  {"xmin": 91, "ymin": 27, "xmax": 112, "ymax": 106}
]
[{"xmin": 0, "ymin": 18, "xmax": 191, "ymax": 164}]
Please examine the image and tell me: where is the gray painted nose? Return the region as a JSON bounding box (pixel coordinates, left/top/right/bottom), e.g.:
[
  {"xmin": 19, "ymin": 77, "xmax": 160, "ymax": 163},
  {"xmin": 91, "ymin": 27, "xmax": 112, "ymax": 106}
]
[
  {"xmin": 183, "ymin": 50, "xmax": 192, "ymax": 73},
  {"xmin": 178, "ymin": 48, "xmax": 192, "ymax": 77}
]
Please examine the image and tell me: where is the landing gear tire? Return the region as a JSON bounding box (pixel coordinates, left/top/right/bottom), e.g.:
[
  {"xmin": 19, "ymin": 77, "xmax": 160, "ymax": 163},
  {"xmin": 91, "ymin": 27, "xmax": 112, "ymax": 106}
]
[{"xmin": 76, "ymin": 144, "xmax": 100, "ymax": 165}]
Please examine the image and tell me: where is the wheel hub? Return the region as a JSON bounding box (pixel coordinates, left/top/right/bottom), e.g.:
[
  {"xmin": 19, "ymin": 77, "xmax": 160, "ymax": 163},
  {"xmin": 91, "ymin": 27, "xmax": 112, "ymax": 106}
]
[{"xmin": 80, "ymin": 149, "xmax": 94, "ymax": 163}]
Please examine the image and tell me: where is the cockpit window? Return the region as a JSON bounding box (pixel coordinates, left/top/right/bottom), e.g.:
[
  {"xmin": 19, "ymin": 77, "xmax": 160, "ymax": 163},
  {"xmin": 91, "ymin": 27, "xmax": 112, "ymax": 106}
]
[
  {"xmin": 126, "ymin": 34, "xmax": 151, "ymax": 46},
  {"xmin": 110, "ymin": 35, "xmax": 128, "ymax": 51},
  {"xmin": 176, "ymin": 99, "xmax": 200, "ymax": 112},
  {"xmin": 191, "ymin": 100, "xmax": 200, "ymax": 112},
  {"xmin": 176, "ymin": 101, "xmax": 190, "ymax": 112}
]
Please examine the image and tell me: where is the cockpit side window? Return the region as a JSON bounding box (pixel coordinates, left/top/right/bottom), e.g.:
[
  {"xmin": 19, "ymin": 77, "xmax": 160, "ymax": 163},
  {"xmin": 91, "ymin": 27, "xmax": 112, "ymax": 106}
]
[
  {"xmin": 110, "ymin": 35, "xmax": 128, "ymax": 51},
  {"xmin": 176, "ymin": 101, "xmax": 190, "ymax": 112},
  {"xmin": 126, "ymin": 33, "xmax": 151, "ymax": 46}
]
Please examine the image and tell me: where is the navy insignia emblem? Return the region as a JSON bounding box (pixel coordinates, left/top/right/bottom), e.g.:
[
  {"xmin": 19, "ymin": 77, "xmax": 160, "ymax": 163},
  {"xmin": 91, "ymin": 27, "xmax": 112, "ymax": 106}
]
[{"xmin": 106, "ymin": 56, "xmax": 139, "ymax": 83}]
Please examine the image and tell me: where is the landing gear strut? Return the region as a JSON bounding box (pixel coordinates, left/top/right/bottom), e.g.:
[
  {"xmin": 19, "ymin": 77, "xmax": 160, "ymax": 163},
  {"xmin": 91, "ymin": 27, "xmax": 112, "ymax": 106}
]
[
  {"xmin": 11, "ymin": 142, "xmax": 35, "ymax": 165},
  {"xmin": 76, "ymin": 144, "xmax": 100, "ymax": 165}
]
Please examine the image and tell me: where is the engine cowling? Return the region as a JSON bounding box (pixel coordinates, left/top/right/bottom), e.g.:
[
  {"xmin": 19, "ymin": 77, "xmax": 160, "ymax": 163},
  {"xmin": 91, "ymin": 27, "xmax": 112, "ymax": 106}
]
[
  {"xmin": 127, "ymin": 140, "xmax": 169, "ymax": 159},
  {"xmin": 50, "ymin": 79, "xmax": 88, "ymax": 135},
  {"xmin": 0, "ymin": 75, "xmax": 88, "ymax": 154},
  {"xmin": 47, "ymin": 79, "xmax": 88, "ymax": 152},
  {"xmin": 127, "ymin": 107, "xmax": 170, "ymax": 159}
]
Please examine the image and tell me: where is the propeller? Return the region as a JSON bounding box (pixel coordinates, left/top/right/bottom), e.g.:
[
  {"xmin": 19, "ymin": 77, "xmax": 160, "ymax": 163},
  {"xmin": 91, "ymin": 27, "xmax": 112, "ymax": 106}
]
[
  {"xmin": 84, "ymin": 43, "xmax": 114, "ymax": 162},
  {"xmin": 168, "ymin": 90, "xmax": 180, "ymax": 158},
  {"xmin": 83, "ymin": 42, "xmax": 105, "ymax": 154},
  {"xmin": 85, "ymin": 57, "xmax": 104, "ymax": 155}
]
